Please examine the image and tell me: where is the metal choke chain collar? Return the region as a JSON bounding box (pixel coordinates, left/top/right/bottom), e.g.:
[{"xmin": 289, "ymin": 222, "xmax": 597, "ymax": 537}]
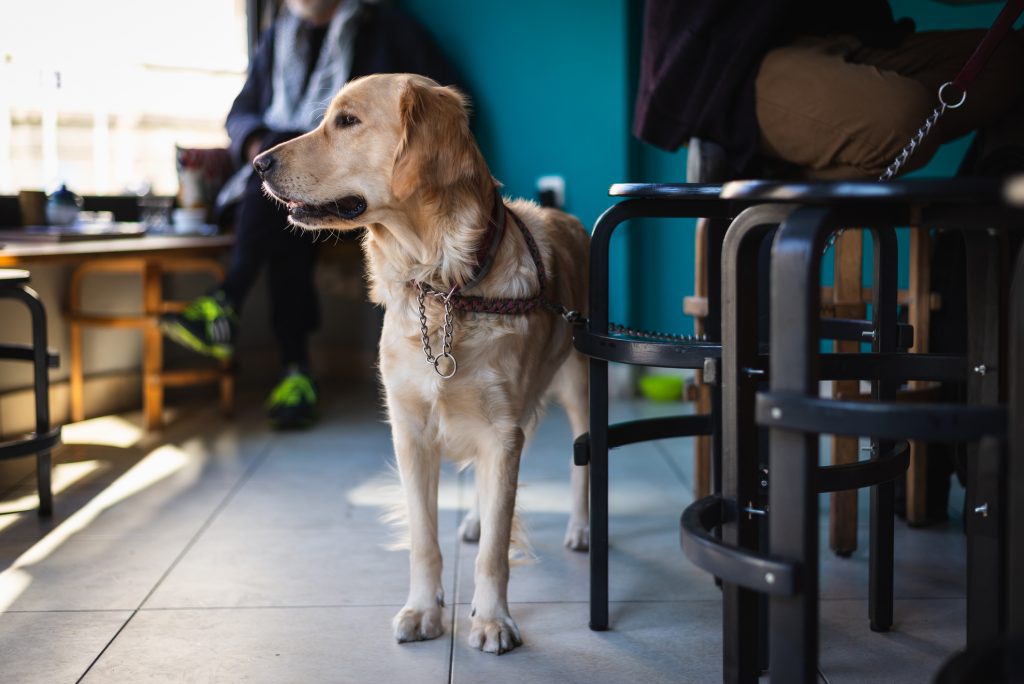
[{"xmin": 418, "ymin": 283, "xmax": 457, "ymax": 379}]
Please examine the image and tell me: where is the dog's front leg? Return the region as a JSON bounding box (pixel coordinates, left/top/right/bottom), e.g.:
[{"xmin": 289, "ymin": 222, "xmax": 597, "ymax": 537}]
[
  {"xmin": 390, "ymin": 415, "xmax": 445, "ymax": 643},
  {"xmin": 468, "ymin": 429, "xmax": 524, "ymax": 654}
]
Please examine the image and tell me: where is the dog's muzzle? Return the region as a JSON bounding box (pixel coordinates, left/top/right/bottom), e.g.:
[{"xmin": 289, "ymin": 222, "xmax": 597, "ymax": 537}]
[{"xmin": 285, "ymin": 196, "xmax": 367, "ymax": 221}]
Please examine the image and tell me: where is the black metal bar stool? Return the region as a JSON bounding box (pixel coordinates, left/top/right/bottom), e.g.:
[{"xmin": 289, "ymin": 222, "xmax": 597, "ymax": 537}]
[
  {"xmin": 575, "ymin": 184, "xmax": 912, "ymax": 634},
  {"xmin": 0, "ymin": 269, "xmax": 61, "ymax": 515},
  {"xmin": 682, "ymin": 178, "xmax": 1020, "ymax": 683}
]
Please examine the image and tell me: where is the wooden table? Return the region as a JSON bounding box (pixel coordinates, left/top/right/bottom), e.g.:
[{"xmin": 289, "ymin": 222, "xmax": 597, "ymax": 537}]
[
  {"xmin": 0, "ymin": 233, "xmax": 235, "ymax": 428},
  {"xmin": 0, "ymin": 234, "xmax": 234, "ymax": 267}
]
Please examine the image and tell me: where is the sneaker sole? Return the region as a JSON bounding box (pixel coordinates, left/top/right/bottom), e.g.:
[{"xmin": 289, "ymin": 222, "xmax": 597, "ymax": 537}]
[{"xmin": 160, "ymin": 320, "xmax": 233, "ymax": 360}]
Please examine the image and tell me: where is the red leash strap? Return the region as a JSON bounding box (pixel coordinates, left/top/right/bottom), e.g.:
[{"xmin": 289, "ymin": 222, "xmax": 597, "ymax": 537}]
[
  {"xmin": 872, "ymin": 0, "xmax": 1024, "ymax": 182},
  {"xmin": 951, "ymin": 0, "xmax": 1024, "ymax": 94}
]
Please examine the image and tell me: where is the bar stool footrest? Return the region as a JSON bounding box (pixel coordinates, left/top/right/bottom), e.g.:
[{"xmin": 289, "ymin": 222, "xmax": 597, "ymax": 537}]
[
  {"xmin": 680, "ymin": 495, "xmax": 799, "ymax": 596},
  {"xmin": 0, "ymin": 426, "xmax": 62, "ymax": 461},
  {"xmin": 817, "ymin": 441, "xmax": 910, "ymax": 493},
  {"xmin": 573, "ymin": 415, "xmax": 713, "ymax": 465},
  {"xmin": 0, "ymin": 343, "xmax": 59, "ymax": 368},
  {"xmin": 574, "ymin": 330, "xmax": 720, "ymax": 369},
  {"xmin": 756, "ymin": 392, "xmax": 1006, "ymax": 442}
]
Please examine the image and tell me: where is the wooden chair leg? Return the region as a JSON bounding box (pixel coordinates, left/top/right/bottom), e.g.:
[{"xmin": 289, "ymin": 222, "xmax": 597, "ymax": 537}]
[
  {"xmin": 906, "ymin": 229, "xmax": 931, "ymax": 524},
  {"xmin": 692, "ymin": 218, "xmax": 711, "ymax": 498},
  {"xmin": 694, "ymin": 384, "xmax": 711, "ymax": 498},
  {"xmin": 829, "ymin": 230, "xmax": 863, "ymax": 556},
  {"xmin": 143, "ymin": 262, "xmax": 164, "ymax": 429},
  {"xmin": 69, "ymin": 321, "xmax": 85, "ymax": 422}
]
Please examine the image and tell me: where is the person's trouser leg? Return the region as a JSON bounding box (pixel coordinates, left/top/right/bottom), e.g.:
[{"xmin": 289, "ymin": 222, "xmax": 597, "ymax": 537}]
[
  {"xmin": 219, "ymin": 130, "xmax": 319, "ymax": 367},
  {"xmin": 220, "ymin": 130, "xmax": 306, "ymax": 310},
  {"xmin": 754, "ymin": 30, "xmax": 1024, "ymax": 179},
  {"xmin": 267, "ymin": 217, "xmax": 319, "ymax": 367}
]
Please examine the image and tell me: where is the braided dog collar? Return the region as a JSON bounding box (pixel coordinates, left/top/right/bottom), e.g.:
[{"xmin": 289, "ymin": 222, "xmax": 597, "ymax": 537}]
[{"xmin": 413, "ymin": 194, "xmax": 579, "ymax": 378}]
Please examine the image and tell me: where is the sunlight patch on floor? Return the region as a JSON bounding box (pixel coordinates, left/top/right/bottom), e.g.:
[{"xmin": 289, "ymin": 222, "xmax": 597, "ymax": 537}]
[{"xmin": 0, "ymin": 444, "xmax": 189, "ymax": 611}]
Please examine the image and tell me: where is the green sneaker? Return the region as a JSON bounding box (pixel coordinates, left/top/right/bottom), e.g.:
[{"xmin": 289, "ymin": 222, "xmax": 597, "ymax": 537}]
[
  {"xmin": 267, "ymin": 367, "xmax": 318, "ymax": 430},
  {"xmin": 159, "ymin": 291, "xmax": 237, "ymax": 360}
]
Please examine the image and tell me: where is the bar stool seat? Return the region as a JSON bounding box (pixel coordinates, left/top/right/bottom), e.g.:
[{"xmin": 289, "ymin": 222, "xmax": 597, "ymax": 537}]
[
  {"xmin": 0, "ymin": 269, "xmax": 61, "ymax": 515},
  {"xmin": 720, "ymin": 177, "xmax": 1005, "ymax": 204}
]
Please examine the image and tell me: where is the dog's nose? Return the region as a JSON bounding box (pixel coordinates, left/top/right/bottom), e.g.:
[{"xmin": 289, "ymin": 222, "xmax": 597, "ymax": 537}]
[{"xmin": 253, "ymin": 153, "xmax": 275, "ymax": 177}]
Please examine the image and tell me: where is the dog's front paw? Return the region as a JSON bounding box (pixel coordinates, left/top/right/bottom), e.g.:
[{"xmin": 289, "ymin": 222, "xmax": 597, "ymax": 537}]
[
  {"xmin": 564, "ymin": 518, "xmax": 590, "ymax": 551},
  {"xmin": 468, "ymin": 614, "xmax": 522, "ymax": 654},
  {"xmin": 393, "ymin": 605, "xmax": 444, "ymax": 643},
  {"xmin": 458, "ymin": 511, "xmax": 481, "ymax": 543}
]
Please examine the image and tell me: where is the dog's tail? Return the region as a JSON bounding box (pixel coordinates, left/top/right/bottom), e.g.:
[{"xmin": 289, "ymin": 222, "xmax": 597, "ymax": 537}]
[{"xmin": 509, "ymin": 506, "xmax": 536, "ymax": 566}]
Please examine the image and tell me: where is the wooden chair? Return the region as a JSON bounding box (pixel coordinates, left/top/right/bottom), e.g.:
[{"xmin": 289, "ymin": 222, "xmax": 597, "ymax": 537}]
[{"xmin": 68, "ymin": 257, "xmax": 234, "ymax": 429}]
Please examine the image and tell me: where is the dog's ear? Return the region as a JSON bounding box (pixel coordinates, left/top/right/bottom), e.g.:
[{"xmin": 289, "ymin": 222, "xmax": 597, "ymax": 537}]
[{"xmin": 392, "ymin": 81, "xmax": 477, "ymax": 202}]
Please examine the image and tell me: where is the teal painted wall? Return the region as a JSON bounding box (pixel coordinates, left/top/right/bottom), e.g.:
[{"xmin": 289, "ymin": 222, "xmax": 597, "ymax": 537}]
[{"xmin": 399, "ymin": 0, "xmax": 633, "ymax": 324}]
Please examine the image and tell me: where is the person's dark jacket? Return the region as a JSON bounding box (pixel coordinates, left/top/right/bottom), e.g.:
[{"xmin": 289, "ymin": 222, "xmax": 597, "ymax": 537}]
[
  {"xmin": 226, "ymin": 2, "xmax": 463, "ymax": 167},
  {"xmin": 633, "ymin": 0, "xmax": 913, "ymax": 176}
]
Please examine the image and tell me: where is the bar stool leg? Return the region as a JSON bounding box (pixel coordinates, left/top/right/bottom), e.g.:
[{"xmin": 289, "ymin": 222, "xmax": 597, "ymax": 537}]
[
  {"xmin": 964, "ymin": 231, "xmax": 1005, "ymax": 645},
  {"xmin": 1008, "ymin": 246, "xmax": 1024, "ymax": 636},
  {"xmin": 769, "ymin": 207, "xmax": 834, "ymax": 683},
  {"xmin": 589, "ymin": 357, "xmax": 609, "ymax": 631},
  {"xmin": 722, "ymin": 204, "xmax": 794, "ymax": 683},
  {"xmin": 869, "ymin": 227, "xmax": 899, "ymax": 632},
  {"xmin": 10, "ymin": 284, "xmax": 54, "ymax": 516}
]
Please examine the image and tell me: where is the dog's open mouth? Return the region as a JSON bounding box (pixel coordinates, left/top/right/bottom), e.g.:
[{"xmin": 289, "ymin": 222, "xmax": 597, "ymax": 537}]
[{"xmin": 285, "ymin": 195, "xmax": 367, "ymax": 221}]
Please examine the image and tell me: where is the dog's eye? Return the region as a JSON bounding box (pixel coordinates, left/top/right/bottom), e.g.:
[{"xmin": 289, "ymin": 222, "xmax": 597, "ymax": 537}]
[{"xmin": 335, "ymin": 113, "xmax": 360, "ymax": 129}]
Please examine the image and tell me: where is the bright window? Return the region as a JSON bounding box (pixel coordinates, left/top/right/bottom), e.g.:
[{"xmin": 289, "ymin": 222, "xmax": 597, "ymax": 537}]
[{"xmin": 0, "ymin": 0, "xmax": 249, "ymax": 195}]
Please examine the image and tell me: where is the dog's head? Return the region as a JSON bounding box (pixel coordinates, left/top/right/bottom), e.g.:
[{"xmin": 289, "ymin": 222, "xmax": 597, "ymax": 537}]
[{"xmin": 255, "ymin": 73, "xmax": 484, "ymax": 231}]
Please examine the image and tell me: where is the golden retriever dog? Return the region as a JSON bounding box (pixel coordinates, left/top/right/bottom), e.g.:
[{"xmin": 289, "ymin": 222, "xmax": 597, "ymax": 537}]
[{"xmin": 253, "ymin": 73, "xmax": 590, "ymax": 654}]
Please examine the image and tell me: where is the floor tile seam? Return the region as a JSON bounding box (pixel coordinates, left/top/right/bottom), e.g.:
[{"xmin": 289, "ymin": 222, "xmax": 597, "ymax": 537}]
[
  {"xmin": 0, "ymin": 608, "xmax": 134, "ymax": 615},
  {"xmin": 75, "ymin": 436, "xmax": 279, "ymax": 683},
  {"xmin": 652, "ymin": 438, "xmax": 695, "ymax": 491},
  {"xmin": 133, "ymin": 436, "xmax": 280, "ymax": 611}
]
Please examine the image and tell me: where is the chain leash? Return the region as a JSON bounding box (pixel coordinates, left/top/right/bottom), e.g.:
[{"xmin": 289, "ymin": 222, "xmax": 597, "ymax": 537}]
[
  {"xmin": 822, "ymin": 81, "xmax": 966, "ymax": 254},
  {"xmin": 417, "ymin": 283, "xmax": 458, "ymax": 379}
]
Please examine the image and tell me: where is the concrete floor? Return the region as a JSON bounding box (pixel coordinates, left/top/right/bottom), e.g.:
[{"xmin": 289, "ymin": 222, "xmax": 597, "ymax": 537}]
[{"xmin": 0, "ymin": 383, "xmax": 966, "ymax": 683}]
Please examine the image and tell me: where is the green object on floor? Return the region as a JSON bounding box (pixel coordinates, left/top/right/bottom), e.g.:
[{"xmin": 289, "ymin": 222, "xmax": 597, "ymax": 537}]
[
  {"xmin": 638, "ymin": 374, "xmax": 683, "ymax": 402},
  {"xmin": 159, "ymin": 292, "xmax": 237, "ymax": 360},
  {"xmin": 267, "ymin": 367, "xmax": 319, "ymax": 430}
]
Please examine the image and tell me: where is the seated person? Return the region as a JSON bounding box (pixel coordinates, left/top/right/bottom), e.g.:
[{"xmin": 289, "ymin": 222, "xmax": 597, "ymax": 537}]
[
  {"xmin": 634, "ymin": 0, "xmax": 1024, "ymax": 180},
  {"xmin": 634, "ymin": 0, "xmax": 1024, "ymax": 523},
  {"xmin": 161, "ymin": 0, "xmax": 461, "ymax": 429}
]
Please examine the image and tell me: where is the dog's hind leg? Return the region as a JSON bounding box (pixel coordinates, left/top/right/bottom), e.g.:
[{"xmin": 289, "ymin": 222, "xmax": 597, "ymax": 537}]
[
  {"xmin": 554, "ymin": 351, "xmax": 590, "ymax": 551},
  {"xmin": 390, "ymin": 404, "xmax": 446, "ymax": 644},
  {"xmin": 459, "ymin": 485, "xmax": 481, "ymax": 543},
  {"xmin": 468, "ymin": 428, "xmax": 524, "ymax": 654}
]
